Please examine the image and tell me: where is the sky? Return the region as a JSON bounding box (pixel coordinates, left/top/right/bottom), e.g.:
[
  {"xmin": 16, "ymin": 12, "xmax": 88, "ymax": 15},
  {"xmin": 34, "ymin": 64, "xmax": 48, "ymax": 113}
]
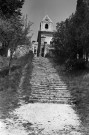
[{"xmin": 21, "ymin": 0, "xmax": 77, "ymax": 41}]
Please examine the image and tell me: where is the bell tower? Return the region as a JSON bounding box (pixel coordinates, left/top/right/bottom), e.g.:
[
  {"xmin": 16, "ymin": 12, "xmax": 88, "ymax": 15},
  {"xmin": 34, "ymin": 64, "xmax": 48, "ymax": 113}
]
[
  {"xmin": 37, "ymin": 15, "xmax": 54, "ymax": 57},
  {"xmin": 40, "ymin": 15, "xmax": 53, "ymax": 32}
]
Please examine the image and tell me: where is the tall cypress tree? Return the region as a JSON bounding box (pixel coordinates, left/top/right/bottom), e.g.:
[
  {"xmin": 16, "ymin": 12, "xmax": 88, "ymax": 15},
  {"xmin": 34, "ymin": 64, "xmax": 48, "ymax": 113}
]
[
  {"xmin": 76, "ymin": 0, "xmax": 86, "ymax": 22},
  {"xmin": 74, "ymin": 0, "xmax": 86, "ymax": 59}
]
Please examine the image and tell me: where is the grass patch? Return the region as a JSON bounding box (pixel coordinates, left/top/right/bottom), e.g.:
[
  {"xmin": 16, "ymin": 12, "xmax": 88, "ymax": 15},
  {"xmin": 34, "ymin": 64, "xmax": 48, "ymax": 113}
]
[
  {"xmin": 0, "ymin": 52, "xmax": 33, "ymax": 91},
  {"xmin": 0, "ymin": 51, "xmax": 33, "ymax": 119}
]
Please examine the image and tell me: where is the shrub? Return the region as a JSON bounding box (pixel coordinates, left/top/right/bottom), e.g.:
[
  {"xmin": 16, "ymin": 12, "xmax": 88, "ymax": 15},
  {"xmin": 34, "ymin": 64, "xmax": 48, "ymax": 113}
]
[{"xmin": 65, "ymin": 58, "xmax": 86, "ymax": 71}]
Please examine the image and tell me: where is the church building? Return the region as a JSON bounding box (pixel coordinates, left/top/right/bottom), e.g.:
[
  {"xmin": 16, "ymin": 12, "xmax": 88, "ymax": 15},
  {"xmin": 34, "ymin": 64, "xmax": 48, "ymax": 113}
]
[{"xmin": 37, "ymin": 15, "xmax": 54, "ymax": 57}]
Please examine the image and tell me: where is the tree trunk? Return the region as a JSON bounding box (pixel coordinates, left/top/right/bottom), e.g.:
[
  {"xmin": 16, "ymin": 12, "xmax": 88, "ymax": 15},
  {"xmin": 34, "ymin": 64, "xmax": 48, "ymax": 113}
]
[
  {"xmin": 86, "ymin": 52, "xmax": 88, "ymax": 63},
  {"xmin": 8, "ymin": 50, "xmax": 13, "ymax": 75},
  {"xmin": 79, "ymin": 48, "xmax": 83, "ymax": 60}
]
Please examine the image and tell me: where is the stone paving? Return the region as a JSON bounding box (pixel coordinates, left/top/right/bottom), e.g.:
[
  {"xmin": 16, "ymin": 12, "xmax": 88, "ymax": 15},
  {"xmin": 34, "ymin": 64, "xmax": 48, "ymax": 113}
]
[
  {"xmin": 16, "ymin": 57, "xmax": 82, "ymax": 135},
  {"xmin": 0, "ymin": 57, "xmax": 84, "ymax": 135},
  {"xmin": 29, "ymin": 57, "xmax": 73, "ymax": 104}
]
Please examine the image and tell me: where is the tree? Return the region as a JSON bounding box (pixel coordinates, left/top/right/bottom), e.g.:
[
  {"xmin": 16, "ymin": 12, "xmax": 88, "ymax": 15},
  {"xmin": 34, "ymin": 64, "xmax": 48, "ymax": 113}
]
[
  {"xmin": 0, "ymin": 0, "xmax": 25, "ymax": 18},
  {"xmin": 7, "ymin": 15, "xmax": 33, "ymax": 74},
  {"xmin": 53, "ymin": 0, "xmax": 89, "ymax": 70},
  {"xmin": 0, "ymin": 0, "xmax": 33, "ymax": 74},
  {"xmin": 53, "ymin": 14, "xmax": 77, "ymax": 65},
  {"xmin": 0, "ymin": 0, "xmax": 25, "ymax": 56},
  {"xmin": 21, "ymin": 15, "xmax": 33, "ymax": 45}
]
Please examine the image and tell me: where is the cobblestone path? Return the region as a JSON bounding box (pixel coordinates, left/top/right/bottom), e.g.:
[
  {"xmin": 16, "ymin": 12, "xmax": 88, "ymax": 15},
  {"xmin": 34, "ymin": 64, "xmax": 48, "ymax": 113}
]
[
  {"xmin": 29, "ymin": 57, "xmax": 72, "ymax": 104},
  {"xmin": 0, "ymin": 57, "xmax": 83, "ymax": 135},
  {"xmin": 15, "ymin": 57, "xmax": 82, "ymax": 135}
]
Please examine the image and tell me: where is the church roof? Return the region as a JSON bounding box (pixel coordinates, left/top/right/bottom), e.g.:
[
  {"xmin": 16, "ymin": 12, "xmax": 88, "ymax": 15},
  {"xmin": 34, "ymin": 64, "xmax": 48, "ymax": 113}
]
[{"xmin": 42, "ymin": 15, "xmax": 52, "ymax": 23}]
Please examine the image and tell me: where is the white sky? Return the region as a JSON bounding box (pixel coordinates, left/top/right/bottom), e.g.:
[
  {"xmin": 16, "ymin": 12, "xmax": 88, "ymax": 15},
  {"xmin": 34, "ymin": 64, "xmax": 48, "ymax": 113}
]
[{"xmin": 22, "ymin": 0, "xmax": 77, "ymax": 41}]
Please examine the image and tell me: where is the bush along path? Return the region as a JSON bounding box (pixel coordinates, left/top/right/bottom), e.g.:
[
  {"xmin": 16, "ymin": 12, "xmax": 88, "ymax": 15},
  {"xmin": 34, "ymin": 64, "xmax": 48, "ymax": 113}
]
[{"xmin": 0, "ymin": 56, "xmax": 86, "ymax": 135}]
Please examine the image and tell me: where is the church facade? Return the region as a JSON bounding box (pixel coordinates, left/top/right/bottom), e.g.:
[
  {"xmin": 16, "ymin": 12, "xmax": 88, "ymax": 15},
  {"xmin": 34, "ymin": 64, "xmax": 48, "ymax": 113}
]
[{"xmin": 37, "ymin": 15, "xmax": 54, "ymax": 57}]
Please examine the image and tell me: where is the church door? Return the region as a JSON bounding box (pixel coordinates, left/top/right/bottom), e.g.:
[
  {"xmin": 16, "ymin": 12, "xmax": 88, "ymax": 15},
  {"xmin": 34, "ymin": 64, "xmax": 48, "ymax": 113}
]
[{"xmin": 41, "ymin": 47, "xmax": 44, "ymax": 57}]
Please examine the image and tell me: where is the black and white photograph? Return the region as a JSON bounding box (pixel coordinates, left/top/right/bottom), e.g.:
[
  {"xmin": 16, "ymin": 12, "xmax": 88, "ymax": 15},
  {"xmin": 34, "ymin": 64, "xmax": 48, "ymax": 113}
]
[{"xmin": 0, "ymin": 0, "xmax": 89, "ymax": 134}]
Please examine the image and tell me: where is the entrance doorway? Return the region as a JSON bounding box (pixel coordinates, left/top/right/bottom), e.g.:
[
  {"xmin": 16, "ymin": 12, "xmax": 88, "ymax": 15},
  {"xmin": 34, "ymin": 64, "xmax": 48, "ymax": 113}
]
[
  {"xmin": 34, "ymin": 46, "xmax": 37, "ymax": 56},
  {"xmin": 41, "ymin": 47, "xmax": 45, "ymax": 57}
]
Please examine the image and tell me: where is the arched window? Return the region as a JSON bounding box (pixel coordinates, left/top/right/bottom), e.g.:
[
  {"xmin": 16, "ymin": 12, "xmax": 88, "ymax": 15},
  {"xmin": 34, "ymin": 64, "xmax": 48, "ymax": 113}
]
[{"xmin": 45, "ymin": 24, "xmax": 48, "ymax": 29}]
